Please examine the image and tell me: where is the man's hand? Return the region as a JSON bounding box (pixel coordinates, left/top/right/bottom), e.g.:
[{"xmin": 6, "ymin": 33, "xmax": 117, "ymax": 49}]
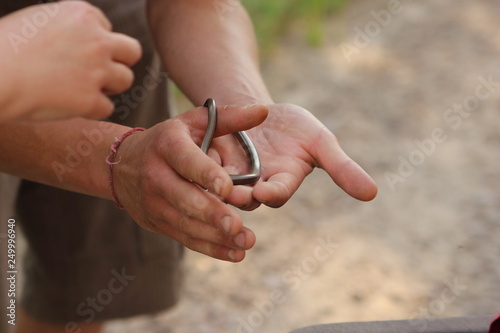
[
  {"xmin": 112, "ymin": 104, "xmax": 268, "ymax": 262},
  {"xmin": 0, "ymin": 1, "xmax": 142, "ymax": 122},
  {"xmin": 211, "ymin": 103, "xmax": 378, "ymax": 210}
]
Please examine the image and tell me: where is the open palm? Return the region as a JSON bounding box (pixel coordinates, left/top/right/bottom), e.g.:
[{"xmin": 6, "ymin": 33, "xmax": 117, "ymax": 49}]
[{"xmin": 211, "ymin": 103, "xmax": 378, "ymax": 210}]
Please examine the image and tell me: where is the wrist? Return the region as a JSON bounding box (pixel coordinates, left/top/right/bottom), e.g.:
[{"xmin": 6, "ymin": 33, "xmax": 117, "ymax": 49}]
[
  {"xmin": 79, "ymin": 123, "xmax": 132, "ymax": 199},
  {"xmin": 106, "ymin": 127, "xmax": 146, "ymax": 208},
  {"xmin": 199, "ymin": 84, "xmax": 274, "ymax": 107}
]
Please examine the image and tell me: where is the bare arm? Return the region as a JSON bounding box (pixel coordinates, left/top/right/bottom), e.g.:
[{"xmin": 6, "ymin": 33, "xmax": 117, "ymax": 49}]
[
  {"xmin": 0, "ymin": 104, "xmax": 269, "ymax": 262},
  {"xmin": 147, "ymin": 0, "xmax": 273, "ymax": 106},
  {"xmin": 0, "ymin": 1, "xmax": 267, "ymax": 263},
  {"xmin": 0, "ymin": 119, "xmax": 128, "ymax": 198}
]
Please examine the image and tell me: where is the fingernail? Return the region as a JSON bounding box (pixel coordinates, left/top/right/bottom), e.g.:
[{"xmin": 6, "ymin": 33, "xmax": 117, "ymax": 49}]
[
  {"xmin": 213, "ymin": 177, "xmax": 223, "ymax": 195},
  {"xmin": 228, "ymin": 249, "xmax": 237, "ymax": 262},
  {"xmin": 221, "ymin": 216, "xmax": 233, "ymax": 235},
  {"xmin": 233, "ymin": 232, "xmax": 246, "ymax": 249}
]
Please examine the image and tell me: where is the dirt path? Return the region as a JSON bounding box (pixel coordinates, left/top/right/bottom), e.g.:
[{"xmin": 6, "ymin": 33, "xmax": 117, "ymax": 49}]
[{"xmin": 106, "ymin": 1, "xmax": 500, "ymax": 332}]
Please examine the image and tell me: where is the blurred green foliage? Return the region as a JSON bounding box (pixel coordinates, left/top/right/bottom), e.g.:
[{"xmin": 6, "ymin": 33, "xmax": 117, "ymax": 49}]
[{"xmin": 242, "ymin": 0, "xmax": 348, "ymax": 51}]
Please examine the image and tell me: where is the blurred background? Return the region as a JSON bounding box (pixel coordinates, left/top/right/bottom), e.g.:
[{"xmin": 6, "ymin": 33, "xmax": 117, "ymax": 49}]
[{"xmin": 115, "ymin": 0, "xmax": 498, "ymax": 331}]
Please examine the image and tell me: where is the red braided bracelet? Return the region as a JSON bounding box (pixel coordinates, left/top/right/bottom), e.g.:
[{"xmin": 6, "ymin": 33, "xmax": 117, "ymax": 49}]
[{"xmin": 106, "ymin": 127, "xmax": 146, "ymax": 209}]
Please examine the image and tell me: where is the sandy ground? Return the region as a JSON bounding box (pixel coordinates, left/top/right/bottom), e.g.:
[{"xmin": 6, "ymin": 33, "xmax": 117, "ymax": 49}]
[
  {"xmin": 104, "ymin": 0, "xmax": 500, "ymax": 332},
  {"xmin": 2, "ymin": 1, "xmax": 498, "ymax": 333}
]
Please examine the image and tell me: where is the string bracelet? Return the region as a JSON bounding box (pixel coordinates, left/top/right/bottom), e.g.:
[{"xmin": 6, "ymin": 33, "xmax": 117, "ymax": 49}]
[{"xmin": 106, "ymin": 127, "xmax": 146, "ymax": 208}]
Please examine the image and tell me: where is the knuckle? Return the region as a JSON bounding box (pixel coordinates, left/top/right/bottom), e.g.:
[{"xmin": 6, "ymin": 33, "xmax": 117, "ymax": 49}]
[
  {"xmin": 204, "ymin": 244, "xmax": 221, "ymax": 260},
  {"xmin": 84, "ymin": 94, "xmax": 106, "ymax": 116},
  {"xmin": 204, "ymin": 208, "xmax": 221, "ymax": 228},
  {"xmin": 182, "ymin": 236, "xmax": 200, "ymax": 253},
  {"xmin": 129, "ymin": 39, "xmax": 143, "ymax": 62},
  {"xmin": 174, "ymin": 232, "xmax": 191, "ymax": 249},
  {"xmin": 214, "ymin": 232, "xmax": 232, "ymax": 248},
  {"xmin": 172, "ymin": 195, "xmax": 192, "ymax": 217},
  {"xmin": 62, "ymin": 1, "xmax": 93, "ymax": 12},
  {"xmin": 174, "ymin": 151, "xmax": 197, "ymax": 174},
  {"xmin": 176, "ymin": 214, "xmax": 192, "ymax": 234},
  {"xmin": 87, "ymin": 66, "xmax": 109, "ymax": 89},
  {"xmin": 95, "ymin": 103, "xmax": 114, "ymax": 118},
  {"xmin": 92, "ymin": 36, "xmax": 114, "ymax": 59},
  {"xmin": 122, "ymin": 68, "xmax": 135, "ymax": 90},
  {"xmin": 161, "ymin": 123, "xmax": 186, "ymax": 152},
  {"xmin": 66, "ymin": 3, "xmax": 102, "ymax": 25},
  {"xmin": 139, "ymin": 218, "xmax": 157, "ymax": 234}
]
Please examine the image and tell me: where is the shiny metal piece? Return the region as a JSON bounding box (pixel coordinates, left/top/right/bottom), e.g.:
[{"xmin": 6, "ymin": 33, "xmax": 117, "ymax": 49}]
[{"xmin": 201, "ymin": 98, "xmax": 261, "ymax": 185}]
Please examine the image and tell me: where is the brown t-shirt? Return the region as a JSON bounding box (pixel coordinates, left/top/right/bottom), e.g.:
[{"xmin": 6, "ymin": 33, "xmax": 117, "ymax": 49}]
[{"xmin": 0, "ymin": 0, "xmax": 182, "ymax": 324}]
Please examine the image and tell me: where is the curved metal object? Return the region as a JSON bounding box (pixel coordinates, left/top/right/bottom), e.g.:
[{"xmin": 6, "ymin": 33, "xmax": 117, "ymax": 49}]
[{"xmin": 201, "ymin": 98, "xmax": 261, "ymax": 185}]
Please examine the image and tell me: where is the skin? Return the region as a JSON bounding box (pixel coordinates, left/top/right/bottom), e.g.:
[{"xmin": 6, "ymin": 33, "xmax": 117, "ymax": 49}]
[
  {"xmin": 0, "ymin": 1, "xmax": 141, "ymax": 122},
  {"xmin": 146, "ymin": 0, "xmax": 377, "ymax": 218},
  {"xmin": 112, "ymin": 104, "xmax": 270, "ymax": 262},
  {"xmin": 5, "ymin": 1, "xmax": 377, "ymax": 332},
  {"xmin": 0, "ymin": 0, "xmax": 377, "ymax": 263}
]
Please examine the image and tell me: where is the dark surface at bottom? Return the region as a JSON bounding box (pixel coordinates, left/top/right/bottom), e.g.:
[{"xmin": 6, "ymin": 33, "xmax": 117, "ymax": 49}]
[{"xmin": 290, "ymin": 316, "xmax": 494, "ymax": 333}]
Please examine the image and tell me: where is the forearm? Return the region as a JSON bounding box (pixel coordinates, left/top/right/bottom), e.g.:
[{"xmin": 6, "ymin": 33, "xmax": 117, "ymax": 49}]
[
  {"xmin": 0, "ymin": 75, "xmax": 18, "ymax": 122},
  {"xmin": 0, "ymin": 119, "xmax": 130, "ymax": 198},
  {"xmin": 147, "ymin": 0, "xmax": 273, "ymax": 106},
  {"xmin": 0, "ymin": 23, "xmax": 25, "ymax": 122}
]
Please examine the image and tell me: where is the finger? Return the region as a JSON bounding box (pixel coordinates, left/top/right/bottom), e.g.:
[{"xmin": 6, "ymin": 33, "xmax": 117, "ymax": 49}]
[
  {"xmin": 312, "ymin": 128, "xmax": 378, "ymax": 201},
  {"xmin": 158, "ymin": 222, "xmax": 247, "ymax": 262},
  {"xmin": 160, "ymin": 211, "xmax": 255, "ymax": 251},
  {"xmin": 154, "ymin": 163, "xmax": 244, "ymax": 236},
  {"xmin": 162, "ymin": 104, "xmax": 267, "ymax": 198},
  {"xmin": 149, "ymin": 202, "xmax": 254, "ymax": 261},
  {"xmin": 226, "ymin": 186, "xmax": 261, "ymax": 211},
  {"xmin": 88, "ymin": 4, "xmax": 112, "ymax": 31},
  {"xmin": 202, "ymin": 147, "xmax": 260, "ymax": 210},
  {"xmin": 110, "ymin": 33, "xmax": 142, "ymax": 66},
  {"xmin": 162, "ymin": 122, "xmax": 234, "ymax": 197},
  {"xmin": 207, "ymin": 147, "xmax": 222, "ymax": 165},
  {"xmin": 83, "ymin": 94, "xmax": 114, "ymax": 120},
  {"xmin": 210, "ymin": 135, "xmax": 250, "ymax": 175},
  {"xmin": 214, "ymin": 104, "xmax": 269, "ymax": 137},
  {"xmin": 181, "ymin": 104, "xmax": 269, "ymax": 137},
  {"xmin": 236, "ymin": 228, "xmax": 256, "ymax": 250},
  {"xmin": 102, "ymin": 63, "xmax": 135, "ymax": 95},
  {"xmin": 253, "ymin": 172, "xmax": 303, "ymax": 208}
]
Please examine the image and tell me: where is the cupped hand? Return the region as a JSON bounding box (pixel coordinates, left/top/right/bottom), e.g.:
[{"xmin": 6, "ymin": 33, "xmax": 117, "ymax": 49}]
[
  {"xmin": 211, "ymin": 103, "xmax": 378, "ymax": 209},
  {"xmin": 112, "ymin": 104, "xmax": 268, "ymax": 262},
  {"xmin": 0, "ymin": 1, "xmax": 142, "ymax": 122}
]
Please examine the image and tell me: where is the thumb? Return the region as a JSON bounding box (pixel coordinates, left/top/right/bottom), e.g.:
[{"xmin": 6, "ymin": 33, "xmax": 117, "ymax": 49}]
[
  {"xmin": 313, "ymin": 128, "xmax": 378, "ymax": 202},
  {"xmin": 214, "ymin": 104, "xmax": 269, "ymax": 137},
  {"xmin": 181, "ymin": 104, "xmax": 269, "ymax": 137}
]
